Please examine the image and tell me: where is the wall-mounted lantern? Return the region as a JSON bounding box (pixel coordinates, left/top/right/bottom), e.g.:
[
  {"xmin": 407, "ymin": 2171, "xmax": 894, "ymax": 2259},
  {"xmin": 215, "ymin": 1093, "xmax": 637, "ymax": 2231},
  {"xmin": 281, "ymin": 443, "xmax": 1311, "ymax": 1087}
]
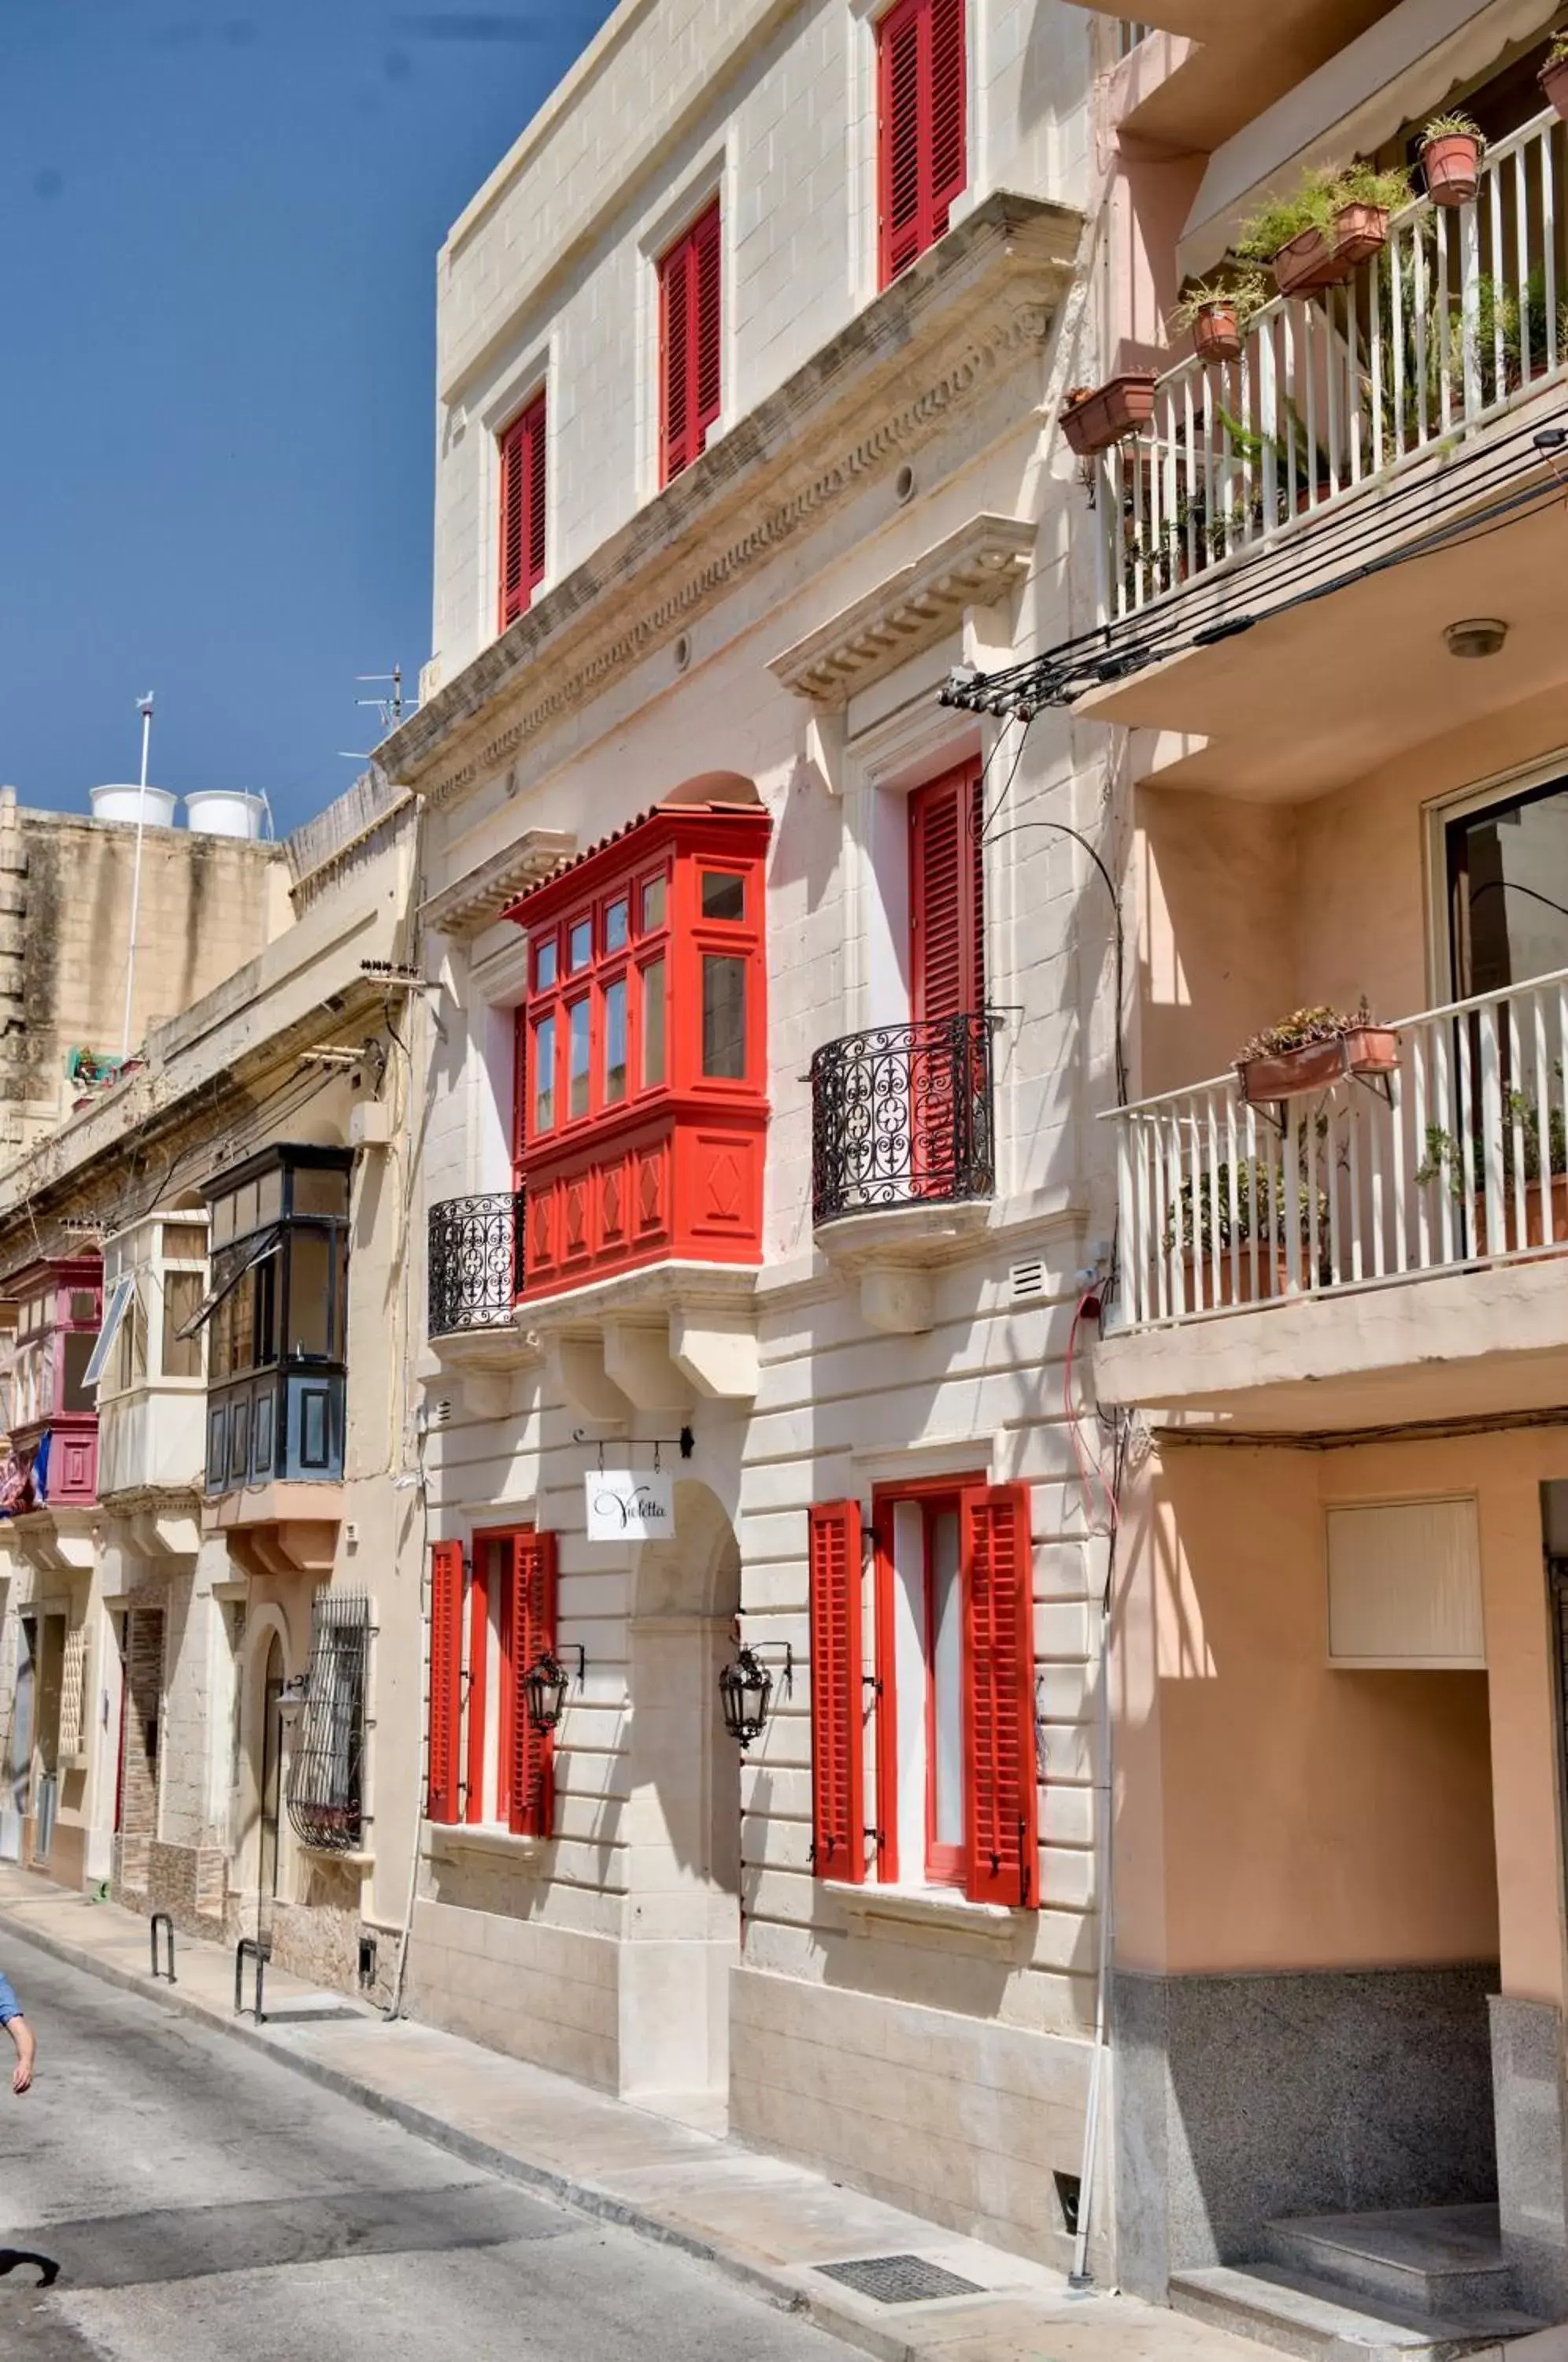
[
  {"xmin": 719, "ymin": 1644, "xmax": 792, "ymax": 1749},
  {"xmin": 523, "ymin": 1646, "xmax": 585, "ymax": 1734},
  {"xmin": 276, "ymin": 1673, "xmax": 309, "ymax": 1731}
]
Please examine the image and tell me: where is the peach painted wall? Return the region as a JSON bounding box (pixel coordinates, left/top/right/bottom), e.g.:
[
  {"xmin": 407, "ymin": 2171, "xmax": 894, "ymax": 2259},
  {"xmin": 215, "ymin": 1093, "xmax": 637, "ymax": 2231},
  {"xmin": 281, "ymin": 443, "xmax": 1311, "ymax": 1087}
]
[
  {"xmin": 1105, "ymin": 150, "xmax": 1208, "ymax": 377},
  {"xmin": 1137, "ymin": 685, "xmax": 1568, "ymax": 1101},
  {"xmin": 1137, "ymin": 787, "xmax": 1299, "ymax": 1096},
  {"xmin": 1114, "ymin": 1428, "xmax": 1568, "ymax": 2003}
]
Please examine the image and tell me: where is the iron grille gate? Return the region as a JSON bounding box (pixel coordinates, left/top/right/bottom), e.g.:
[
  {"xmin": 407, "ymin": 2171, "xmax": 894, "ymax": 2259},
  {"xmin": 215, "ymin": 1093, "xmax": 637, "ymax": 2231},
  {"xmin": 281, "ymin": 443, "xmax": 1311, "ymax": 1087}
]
[{"xmin": 287, "ymin": 1590, "xmax": 372, "ymax": 1853}]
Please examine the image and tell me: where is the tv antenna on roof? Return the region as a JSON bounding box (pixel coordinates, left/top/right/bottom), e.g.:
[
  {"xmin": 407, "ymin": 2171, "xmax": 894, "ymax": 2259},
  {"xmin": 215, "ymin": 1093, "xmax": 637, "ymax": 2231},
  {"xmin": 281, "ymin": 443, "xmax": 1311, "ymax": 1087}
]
[{"xmin": 339, "ymin": 665, "xmax": 420, "ymax": 758}]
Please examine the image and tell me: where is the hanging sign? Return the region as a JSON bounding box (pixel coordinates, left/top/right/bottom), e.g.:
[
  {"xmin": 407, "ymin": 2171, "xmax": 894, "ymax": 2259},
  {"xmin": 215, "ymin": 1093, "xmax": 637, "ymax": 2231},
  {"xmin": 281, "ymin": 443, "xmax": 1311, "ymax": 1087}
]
[{"xmin": 585, "ymin": 1468, "xmax": 675, "ymax": 1542}]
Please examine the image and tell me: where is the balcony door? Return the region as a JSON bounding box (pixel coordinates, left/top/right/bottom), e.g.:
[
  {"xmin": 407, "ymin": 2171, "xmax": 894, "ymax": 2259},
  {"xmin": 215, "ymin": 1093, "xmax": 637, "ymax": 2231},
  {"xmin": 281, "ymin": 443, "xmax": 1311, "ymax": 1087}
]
[
  {"xmin": 1448, "ymin": 775, "xmax": 1568, "ymax": 1001},
  {"xmin": 908, "ymin": 764, "xmax": 985, "ymax": 1198}
]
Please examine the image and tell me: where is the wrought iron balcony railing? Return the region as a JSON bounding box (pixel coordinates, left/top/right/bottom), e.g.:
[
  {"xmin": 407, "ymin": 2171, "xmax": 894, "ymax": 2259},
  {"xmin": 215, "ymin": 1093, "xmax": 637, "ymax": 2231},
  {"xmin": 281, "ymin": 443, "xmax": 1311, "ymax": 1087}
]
[
  {"xmin": 427, "ymin": 1191, "xmax": 523, "ymax": 1338},
  {"xmin": 811, "ymin": 1013, "xmax": 997, "ymax": 1226}
]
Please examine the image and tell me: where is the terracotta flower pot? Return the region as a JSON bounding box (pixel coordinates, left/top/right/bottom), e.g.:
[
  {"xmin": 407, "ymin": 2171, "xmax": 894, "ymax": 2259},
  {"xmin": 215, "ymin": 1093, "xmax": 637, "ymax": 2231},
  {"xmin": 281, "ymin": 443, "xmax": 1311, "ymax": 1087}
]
[
  {"xmin": 1192, "ymin": 302, "xmax": 1244, "ymax": 365},
  {"xmin": 1181, "ymin": 1248, "xmax": 1293, "ymax": 1310},
  {"xmin": 1331, "ymin": 201, "xmax": 1389, "ymax": 268},
  {"xmin": 1236, "ymin": 1024, "xmax": 1399, "ymax": 1105},
  {"xmin": 1541, "ymin": 56, "xmax": 1568, "ymax": 121},
  {"xmin": 1420, "ymin": 133, "xmax": 1481, "ymax": 207},
  {"xmin": 1271, "ymin": 224, "xmax": 1348, "ymax": 298},
  {"xmin": 1060, "ymin": 372, "xmax": 1157, "ymax": 457}
]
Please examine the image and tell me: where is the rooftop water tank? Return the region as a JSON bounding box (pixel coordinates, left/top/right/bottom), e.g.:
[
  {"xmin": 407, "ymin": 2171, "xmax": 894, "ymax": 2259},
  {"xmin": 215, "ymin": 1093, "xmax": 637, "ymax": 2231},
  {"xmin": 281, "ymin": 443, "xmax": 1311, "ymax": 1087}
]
[
  {"xmin": 183, "ymin": 789, "xmax": 267, "ymax": 840},
  {"xmin": 89, "ymin": 783, "xmax": 178, "ymax": 828}
]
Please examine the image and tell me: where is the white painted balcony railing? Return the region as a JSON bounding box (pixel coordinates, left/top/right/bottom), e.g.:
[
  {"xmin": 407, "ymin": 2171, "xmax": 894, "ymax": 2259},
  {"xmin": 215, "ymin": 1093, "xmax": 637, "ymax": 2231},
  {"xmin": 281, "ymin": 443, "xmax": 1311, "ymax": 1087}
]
[
  {"xmin": 1111, "ymin": 968, "xmax": 1568, "ymax": 1331},
  {"xmin": 1104, "ymin": 106, "xmax": 1568, "ymax": 620}
]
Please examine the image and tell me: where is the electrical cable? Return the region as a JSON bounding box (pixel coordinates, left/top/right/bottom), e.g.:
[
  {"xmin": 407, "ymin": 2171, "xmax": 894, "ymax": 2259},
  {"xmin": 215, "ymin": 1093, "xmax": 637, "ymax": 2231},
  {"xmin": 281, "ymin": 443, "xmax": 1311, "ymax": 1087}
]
[{"xmin": 945, "ymin": 403, "xmax": 1568, "ymax": 715}]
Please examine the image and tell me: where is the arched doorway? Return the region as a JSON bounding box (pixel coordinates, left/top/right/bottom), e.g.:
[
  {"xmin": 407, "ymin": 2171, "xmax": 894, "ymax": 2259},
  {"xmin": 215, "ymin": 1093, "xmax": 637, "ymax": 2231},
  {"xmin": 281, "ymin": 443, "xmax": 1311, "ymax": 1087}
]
[{"xmin": 622, "ymin": 1481, "xmax": 742, "ymax": 2116}]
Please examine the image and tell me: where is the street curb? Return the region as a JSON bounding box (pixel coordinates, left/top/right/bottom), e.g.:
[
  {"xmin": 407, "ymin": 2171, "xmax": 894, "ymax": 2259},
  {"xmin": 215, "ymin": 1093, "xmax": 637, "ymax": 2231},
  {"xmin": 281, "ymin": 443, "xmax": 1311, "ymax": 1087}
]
[{"xmin": 0, "ymin": 1905, "xmax": 925, "ymax": 2362}]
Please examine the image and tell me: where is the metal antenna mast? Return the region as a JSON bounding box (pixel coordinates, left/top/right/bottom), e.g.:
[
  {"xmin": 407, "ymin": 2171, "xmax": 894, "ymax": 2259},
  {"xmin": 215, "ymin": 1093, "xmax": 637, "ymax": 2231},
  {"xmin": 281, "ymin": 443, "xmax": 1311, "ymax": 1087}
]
[
  {"xmin": 339, "ymin": 666, "xmax": 419, "ymax": 760},
  {"xmin": 119, "ymin": 693, "xmax": 156, "ymax": 1062}
]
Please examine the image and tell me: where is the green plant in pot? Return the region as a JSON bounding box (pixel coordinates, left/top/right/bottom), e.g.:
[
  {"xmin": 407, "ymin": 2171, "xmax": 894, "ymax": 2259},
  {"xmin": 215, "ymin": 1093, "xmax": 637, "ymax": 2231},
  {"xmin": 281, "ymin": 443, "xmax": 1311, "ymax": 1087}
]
[
  {"xmin": 1416, "ymin": 1083, "xmax": 1568, "ymax": 1251},
  {"xmin": 1168, "ymin": 268, "xmax": 1271, "ymax": 366},
  {"xmin": 1542, "ymin": 32, "xmax": 1568, "ymax": 120},
  {"xmin": 1238, "ymin": 162, "xmax": 1409, "ymax": 299},
  {"xmin": 1419, "ymin": 109, "xmax": 1485, "ymax": 206},
  {"xmin": 1234, "ymin": 999, "xmax": 1398, "ymax": 1106}
]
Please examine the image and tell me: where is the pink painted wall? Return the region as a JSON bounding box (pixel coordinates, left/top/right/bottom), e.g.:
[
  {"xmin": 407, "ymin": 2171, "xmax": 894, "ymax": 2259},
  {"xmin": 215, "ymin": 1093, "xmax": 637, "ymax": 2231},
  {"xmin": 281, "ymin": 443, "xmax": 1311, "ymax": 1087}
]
[
  {"xmin": 1115, "ymin": 1429, "xmax": 1568, "ymax": 2001},
  {"xmin": 1138, "ymin": 681, "xmax": 1568, "ymax": 1099}
]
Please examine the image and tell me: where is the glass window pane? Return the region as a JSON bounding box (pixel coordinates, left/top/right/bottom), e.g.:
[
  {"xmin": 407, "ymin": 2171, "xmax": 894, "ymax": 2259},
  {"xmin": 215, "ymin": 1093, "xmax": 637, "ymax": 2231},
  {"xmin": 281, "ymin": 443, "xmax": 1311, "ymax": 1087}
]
[
  {"xmin": 603, "ymin": 977, "xmax": 627, "ymax": 1105},
  {"xmin": 568, "ymin": 998, "xmax": 591, "ymax": 1120},
  {"xmin": 160, "ymin": 1224, "xmax": 206, "ymax": 1261},
  {"xmin": 289, "ymin": 1231, "xmax": 332, "ymax": 1357},
  {"xmin": 701, "ymin": 955, "xmax": 747, "ymax": 1079},
  {"xmin": 534, "ymin": 935, "xmax": 558, "ymax": 991},
  {"xmin": 210, "ymin": 1193, "xmax": 234, "ymax": 1247},
  {"xmin": 605, "ymin": 898, "xmax": 629, "ymax": 954},
  {"xmin": 233, "ymin": 1180, "xmax": 259, "ymax": 1238},
  {"xmin": 229, "ymin": 1268, "xmax": 256, "ymax": 1378},
  {"xmin": 68, "ymin": 1291, "xmax": 98, "ymax": 1326},
  {"xmin": 293, "ymin": 1166, "xmax": 349, "ymax": 1219},
  {"xmin": 701, "ymin": 870, "xmax": 745, "ymax": 922},
  {"xmin": 254, "ymin": 1253, "xmax": 279, "ymax": 1368},
  {"xmin": 568, "ymin": 917, "xmax": 593, "ymax": 973},
  {"xmin": 642, "ymin": 958, "xmax": 666, "ymax": 1088},
  {"xmin": 256, "ymin": 1169, "xmax": 284, "ymax": 1225},
  {"xmin": 1448, "ymin": 780, "xmax": 1568, "ymax": 996},
  {"xmin": 930, "ymin": 1510, "xmax": 963, "ymax": 1852},
  {"xmin": 641, "ymin": 875, "xmax": 666, "ymax": 932},
  {"xmin": 532, "ymin": 1014, "xmax": 556, "ymax": 1133},
  {"xmin": 163, "ymin": 1270, "xmax": 205, "ymax": 1379},
  {"xmin": 61, "ymin": 1331, "xmax": 96, "ymax": 1416}
]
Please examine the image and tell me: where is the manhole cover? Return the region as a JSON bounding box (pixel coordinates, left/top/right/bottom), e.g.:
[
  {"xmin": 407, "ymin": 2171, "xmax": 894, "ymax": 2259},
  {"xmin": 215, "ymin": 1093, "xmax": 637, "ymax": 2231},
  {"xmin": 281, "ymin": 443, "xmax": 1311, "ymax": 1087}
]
[{"xmin": 814, "ymin": 2255, "xmax": 986, "ymax": 2305}]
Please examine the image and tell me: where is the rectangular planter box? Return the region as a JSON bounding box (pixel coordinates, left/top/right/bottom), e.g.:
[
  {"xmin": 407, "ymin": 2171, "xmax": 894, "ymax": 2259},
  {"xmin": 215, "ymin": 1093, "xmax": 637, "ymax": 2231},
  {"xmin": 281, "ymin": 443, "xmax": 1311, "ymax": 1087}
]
[
  {"xmin": 1237, "ymin": 1025, "xmax": 1399, "ymax": 1105},
  {"xmin": 1474, "ymin": 1175, "xmax": 1568, "ymax": 1257},
  {"xmin": 1060, "ymin": 372, "xmax": 1156, "ymax": 457}
]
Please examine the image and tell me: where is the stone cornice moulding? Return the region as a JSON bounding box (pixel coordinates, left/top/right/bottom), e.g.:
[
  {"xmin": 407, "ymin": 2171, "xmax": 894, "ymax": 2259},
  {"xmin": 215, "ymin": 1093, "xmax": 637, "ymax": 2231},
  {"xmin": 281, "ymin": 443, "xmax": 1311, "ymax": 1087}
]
[
  {"xmin": 768, "ymin": 513, "xmax": 1035, "ymax": 706},
  {"xmin": 420, "ymin": 828, "xmax": 577, "ymax": 940},
  {"xmin": 378, "ymin": 194, "xmax": 1082, "ymax": 812}
]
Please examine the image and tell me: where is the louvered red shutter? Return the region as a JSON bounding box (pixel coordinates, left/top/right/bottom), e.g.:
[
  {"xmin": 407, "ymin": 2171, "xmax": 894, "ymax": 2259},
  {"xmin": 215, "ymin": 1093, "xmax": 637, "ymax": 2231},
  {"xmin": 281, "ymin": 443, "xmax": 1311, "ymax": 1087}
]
[
  {"xmin": 660, "ymin": 202, "xmax": 721, "ymax": 486},
  {"xmin": 527, "ymin": 393, "xmax": 547, "ymax": 590},
  {"xmin": 960, "ymin": 1483, "xmax": 1038, "ymax": 1907},
  {"xmin": 508, "ymin": 1528, "xmax": 557, "ymax": 1838},
  {"xmin": 910, "ymin": 763, "xmax": 983, "ymax": 1022},
  {"xmin": 878, "ymin": 0, "xmax": 967, "ymax": 285},
  {"xmin": 693, "ymin": 201, "xmax": 723, "ymax": 446},
  {"xmin": 427, "ymin": 1540, "xmax": 464, "ymax": 1824},
  {"xmin": 808, "ymin": 1501, "xmax": 865, "ymax": 1883},
  {"xmin": 928, "ymin": 0, "xmax": 966, "ymax": 234},
  {"xmin": 497, "ymin": 392, "xmax": 545, "ymax": 631},
  {"xmin": 879, "ymin": 0, "xmax": 923, "ymax": 283}
]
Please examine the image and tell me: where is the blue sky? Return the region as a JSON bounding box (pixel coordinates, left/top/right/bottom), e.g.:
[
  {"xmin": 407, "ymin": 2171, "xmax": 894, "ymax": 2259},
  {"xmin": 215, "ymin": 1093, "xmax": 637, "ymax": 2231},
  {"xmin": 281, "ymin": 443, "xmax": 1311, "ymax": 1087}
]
[{"xmin": 3, "ymin": 1, "xmax": 617, "ymax": 831}]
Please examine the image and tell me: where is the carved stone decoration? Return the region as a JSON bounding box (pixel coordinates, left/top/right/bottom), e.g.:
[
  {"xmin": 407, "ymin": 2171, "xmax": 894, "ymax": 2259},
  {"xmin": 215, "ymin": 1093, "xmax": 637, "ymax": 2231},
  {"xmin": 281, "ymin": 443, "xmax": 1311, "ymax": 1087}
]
[{"xmin": 767, "ymin": 513, "xmax": 1035, "ymax": 706}]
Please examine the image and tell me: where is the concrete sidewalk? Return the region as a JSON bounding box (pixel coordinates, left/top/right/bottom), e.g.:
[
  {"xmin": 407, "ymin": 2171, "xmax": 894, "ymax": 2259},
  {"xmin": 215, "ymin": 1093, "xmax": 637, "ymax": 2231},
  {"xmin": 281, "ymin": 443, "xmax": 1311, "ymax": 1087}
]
[{"xmin": 0, "ymin": 1864, "xmax": 1254, "ymax": 2362}]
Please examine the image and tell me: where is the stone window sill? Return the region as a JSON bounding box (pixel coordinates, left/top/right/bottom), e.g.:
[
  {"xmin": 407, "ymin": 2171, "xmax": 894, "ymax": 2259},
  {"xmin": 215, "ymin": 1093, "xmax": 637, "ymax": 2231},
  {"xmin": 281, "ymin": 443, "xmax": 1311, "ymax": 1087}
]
[
  {"xmin": 297, "ymin": 1845, "xmax": 375, "ymax": 1871},
  {"xmin": 426, "ymin": 1822, "xmax": 541, "ymax": 1864},
  {"xmin": 823, "ymin": 1879, "xmax": 1020, "ymax": 1941}
]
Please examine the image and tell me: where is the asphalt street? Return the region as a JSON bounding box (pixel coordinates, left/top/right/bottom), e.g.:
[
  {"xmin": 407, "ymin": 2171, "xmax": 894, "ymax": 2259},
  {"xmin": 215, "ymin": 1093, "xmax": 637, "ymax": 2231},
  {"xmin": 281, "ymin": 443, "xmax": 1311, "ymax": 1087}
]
[{"xmin": 0, "ymin": 1931, "xmax": 850, "ymax": 2361}]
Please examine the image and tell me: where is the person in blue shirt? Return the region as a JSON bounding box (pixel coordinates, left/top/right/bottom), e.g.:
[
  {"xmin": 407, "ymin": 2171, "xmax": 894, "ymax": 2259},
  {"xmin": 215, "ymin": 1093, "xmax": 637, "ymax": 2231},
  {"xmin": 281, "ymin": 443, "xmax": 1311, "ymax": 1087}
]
[{"xmin": 0, "ymin": 1971, "xmax": 35, "ymax": 2094}]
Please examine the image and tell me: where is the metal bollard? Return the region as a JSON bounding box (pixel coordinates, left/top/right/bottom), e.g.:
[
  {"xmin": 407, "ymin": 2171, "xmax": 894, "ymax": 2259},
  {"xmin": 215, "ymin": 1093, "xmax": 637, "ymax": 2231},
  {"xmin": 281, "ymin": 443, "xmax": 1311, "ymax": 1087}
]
[
  {"xmin": 234, "ymin": 1936, "xmax": 269, "ymax": 2022},
  {"xmin": 149, "ymin": 1911, "xmax": 176, "ymax": 1986}
]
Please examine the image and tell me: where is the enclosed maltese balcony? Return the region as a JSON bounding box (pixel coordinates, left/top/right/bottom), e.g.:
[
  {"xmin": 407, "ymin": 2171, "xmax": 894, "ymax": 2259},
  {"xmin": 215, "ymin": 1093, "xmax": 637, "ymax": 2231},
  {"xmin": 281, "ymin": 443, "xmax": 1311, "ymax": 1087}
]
[{"xmin": 1099, "ymin": 965, "xmax": 1568, "ymax": 1431}]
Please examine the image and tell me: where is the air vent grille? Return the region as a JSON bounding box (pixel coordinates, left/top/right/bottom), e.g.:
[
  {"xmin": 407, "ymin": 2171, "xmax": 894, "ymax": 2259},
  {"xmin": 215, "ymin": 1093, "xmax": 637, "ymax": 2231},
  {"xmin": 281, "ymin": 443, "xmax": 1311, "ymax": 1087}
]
[{"xmin": 1010, "ymin": 1257, "xmax": 1045, "ymax": 1301}]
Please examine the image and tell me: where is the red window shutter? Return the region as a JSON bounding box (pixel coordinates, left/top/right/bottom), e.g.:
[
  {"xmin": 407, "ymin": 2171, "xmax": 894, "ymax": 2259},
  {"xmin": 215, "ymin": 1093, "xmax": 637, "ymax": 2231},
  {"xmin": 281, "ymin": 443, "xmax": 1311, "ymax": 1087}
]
[
  {"xmin": 808, "ymin": 1501, "xmax": 865, "ymax": 1883},
  {"xmin": 693, "ymin": 202, "xmax": 723, "ymax": 446},
  {"xmin": 928, "ymin": 0, "xmax": 967, "ymax": 232},
  {"xmin": 497, "ymin": 391, "xmax": 546, "ymax": 631},
  {"xmin": 660, "ymin": 200, "xmax": 721, "ymax": 486},
  {"xmin": 878, "ymin": 0, "xmax": 967, "ymax": 286},
  {"xmin": 508, "ymin": 1528, "xmax": 557, "ymax": 1839},
  {"xmin": 960, "ymin": 1483, "xmax": 1038, "ymax": 1907},
  {"xmin": 427, "ymin": 1540, "xmax": 464, "ymax": 1825},
  {"xmin": 910, "ymin": 762, "xmax": 983, "ymax": 1021}
]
